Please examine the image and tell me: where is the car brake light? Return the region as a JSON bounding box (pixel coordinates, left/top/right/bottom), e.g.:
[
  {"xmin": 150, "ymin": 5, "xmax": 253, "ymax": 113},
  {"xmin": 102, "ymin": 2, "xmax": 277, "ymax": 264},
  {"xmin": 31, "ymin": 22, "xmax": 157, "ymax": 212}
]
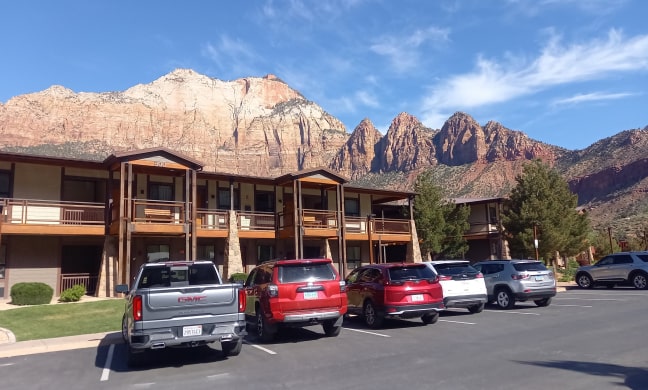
[
  {"xmin": 267, "ymin": 284, "xmax": 279, "ymax": 298},
  {"xmin": 238, "ymin": 288, "xmax": 246, "ymax": 313},
  {"xmin": 476, "ymin": 273, "xmax": 484, "ymax": 279},
  {"xmin": 438, "ymin": 275, "xmax": 452, "ymax": 281},
  {"xmin": 386, "ymin": 280, "xmax": 404, "ymax": 286},
  {"xmin": 511, "ymin": 273, "xmax": 530, "ymax": 280},
  {"xmin": 339, "ymin": 280, "xmax": 346, "ymax": 292},
  {"xmin": 133, "ymin": 295, "xmax": 143, "ymax": 321}
]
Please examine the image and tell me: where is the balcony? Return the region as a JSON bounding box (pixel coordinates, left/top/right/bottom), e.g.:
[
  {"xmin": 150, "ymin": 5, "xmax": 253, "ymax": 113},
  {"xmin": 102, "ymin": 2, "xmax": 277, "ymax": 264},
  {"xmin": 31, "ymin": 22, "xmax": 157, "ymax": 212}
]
[
  {"xmin": 0, "ymin": 198, "xmax": 105, "ymax": 235},
  {"xmin": 345, "ymin": 216, "xmax": 412, "ymax": 242},
  {"xmin": 113, "ymin": 199, "xmax": 187, "ymax": 235},
  {"xmin": 465, "ymin": 221, "xmax": 500, "ymax": 239}
]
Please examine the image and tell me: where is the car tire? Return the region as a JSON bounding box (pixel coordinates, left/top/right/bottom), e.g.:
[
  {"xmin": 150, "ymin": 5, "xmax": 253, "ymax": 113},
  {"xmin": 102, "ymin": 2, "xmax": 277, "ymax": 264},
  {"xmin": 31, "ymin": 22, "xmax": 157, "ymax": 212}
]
[
  {"xmin": 322, "ymin": 319, "xmax": 342, "ymax": 337},
  {"xmin": 421, "ymin": 312, "xmax": 439, "ymax": 325},
  {"xmin": 256, "ymin": 307, "xmax": 276, "ymax": 342},
  {"xmin": 363, "ymin": 301, "xmax": 384, "ymax": 329},
  {"xmin": 576, "ymin": 273, "xmax": 594, "ymax": 289},
  {"xmin": 631, "ymin": 272, "xmax": 648, "ymax": 289},
  {"xmin": 468, "ymin": 303, "xmax": 485, "ymax": 314},
  {"xmin": 121, "ymin": 315, "xmax": 128, "ymax": 343},
  {"xmin": 495, "ymin": 288, "xmax": 515, "ymax": 309},
  {"xmin": 534, "ymin": 297, "xmax": 552, "ymax": 307},
  {"xmin": 221, "ymin": 339, "xmax": 242, "ymax": 357}
]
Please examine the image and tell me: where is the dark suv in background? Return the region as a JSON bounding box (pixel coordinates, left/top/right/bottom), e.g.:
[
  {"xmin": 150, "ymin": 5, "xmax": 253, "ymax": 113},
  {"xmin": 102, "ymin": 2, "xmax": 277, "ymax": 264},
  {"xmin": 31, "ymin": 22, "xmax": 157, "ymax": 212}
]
[
  {"xmin": 244, "ymin": 258, "xmax": 347, "ymax": 342},
  {"xmin": 345, "ymin": 263, "xmax": 444, "ymax": 328}
]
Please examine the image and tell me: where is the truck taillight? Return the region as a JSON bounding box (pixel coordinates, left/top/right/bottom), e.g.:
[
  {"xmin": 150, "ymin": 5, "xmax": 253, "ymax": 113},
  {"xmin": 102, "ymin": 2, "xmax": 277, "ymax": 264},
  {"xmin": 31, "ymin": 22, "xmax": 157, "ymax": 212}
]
[
  {"xmin": 267, "ymin": 284, "xmax": 279, "ymax": 298},
  {"xmin": 133, "ymin": 295, "xmax": 143, "ymax": 321},
  {"xmin": 238, "ymin": 288, "xmax": 246, "ymax": 313}
]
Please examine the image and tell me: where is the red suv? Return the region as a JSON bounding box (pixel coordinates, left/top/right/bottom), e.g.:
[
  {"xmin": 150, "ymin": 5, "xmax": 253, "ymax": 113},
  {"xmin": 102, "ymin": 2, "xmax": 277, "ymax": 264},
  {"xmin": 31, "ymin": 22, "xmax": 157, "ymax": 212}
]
[
  {"xmin": 345, "ymin": 263, "xmax": 444, "ymax": 328},
  {"xmin": 244, "ymin": 258, "xmax": 348, "ymax": 342}
]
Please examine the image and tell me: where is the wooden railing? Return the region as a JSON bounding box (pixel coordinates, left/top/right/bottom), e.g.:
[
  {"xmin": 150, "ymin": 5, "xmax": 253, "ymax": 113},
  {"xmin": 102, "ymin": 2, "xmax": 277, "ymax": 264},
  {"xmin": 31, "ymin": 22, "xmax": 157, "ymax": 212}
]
[
  {"xmin": 238, "ymin": 211, "xmax": 275, "ymax": 230},
  {"xmin": 0, "ymin": 198, "xmax": 104, "ymax": 225},
  {"xmin": 371, "ymin": 218, "xmax": 411, "ymax": 234},
  {"xmin": 466, "ymin": 221, "xmax": 499, "ymax": 234},
  {"xmin": 196, "ymin": 209, "xmax": 229, "ymax": 230},
  {"xmin": 129, "ymin": 199, "xmax": 187, "ymax": 223},
  {"xmin": 302, "ymin": 209, "xmax": 338, "ymax": 229},
  {"xmin": 60, "ymin": 273, "xmax": 98, "ymax": 295}
]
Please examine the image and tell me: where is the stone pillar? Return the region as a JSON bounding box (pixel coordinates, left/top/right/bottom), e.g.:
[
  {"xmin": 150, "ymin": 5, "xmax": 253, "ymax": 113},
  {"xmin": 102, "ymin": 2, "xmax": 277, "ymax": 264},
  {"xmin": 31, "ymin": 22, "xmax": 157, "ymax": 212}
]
[
  {"xmin": 406, "ymin": 219, "xmax": 423, "ymax": 263},
  {"xmin": 223, "ymin": 210, "xmax": 244, "ymax": 280},
  {"xmin": 96, "ymin": 236, "xmax": 118, "ymax": 297},
  {"xmin": 324, "ymin": 239, "xmax": 333, "ymax": 260}
]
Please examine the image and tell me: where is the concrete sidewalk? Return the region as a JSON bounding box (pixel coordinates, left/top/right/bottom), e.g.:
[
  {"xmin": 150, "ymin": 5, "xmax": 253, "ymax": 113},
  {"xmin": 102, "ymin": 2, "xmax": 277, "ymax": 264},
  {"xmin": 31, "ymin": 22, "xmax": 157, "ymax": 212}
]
[{"xmin": 0, "ymin": 283, "xmax": 577, "ymax": 358}]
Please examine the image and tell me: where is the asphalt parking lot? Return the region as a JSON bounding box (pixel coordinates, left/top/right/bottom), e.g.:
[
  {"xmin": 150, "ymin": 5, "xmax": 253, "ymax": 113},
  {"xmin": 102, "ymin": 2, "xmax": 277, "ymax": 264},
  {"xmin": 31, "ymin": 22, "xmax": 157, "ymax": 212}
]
[{"xmin": 2, "ymin": 288, "xmax": 647, "ymax": 390}]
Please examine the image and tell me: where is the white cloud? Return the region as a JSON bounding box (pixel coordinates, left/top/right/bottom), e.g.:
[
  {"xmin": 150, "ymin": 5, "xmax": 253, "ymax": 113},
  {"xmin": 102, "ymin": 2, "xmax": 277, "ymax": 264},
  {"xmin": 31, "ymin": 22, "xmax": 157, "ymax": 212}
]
[
  {"xmin": 553, "ymin": 91, "xmax": 635, "ymax": 105},
  {"xmin": 370, "ymin": 27, "xmax": 450, "ymax": 72},
  {"xmin": 421, "ymin": 29, "xmax": 648, "ymax": 128},
  {"xmin": 355, "ymin": 90, "xmax": 379, "ymax": 108},
  {"xmin": 201, "ymin": 35, "xmax": 259, "ymax": 76}
]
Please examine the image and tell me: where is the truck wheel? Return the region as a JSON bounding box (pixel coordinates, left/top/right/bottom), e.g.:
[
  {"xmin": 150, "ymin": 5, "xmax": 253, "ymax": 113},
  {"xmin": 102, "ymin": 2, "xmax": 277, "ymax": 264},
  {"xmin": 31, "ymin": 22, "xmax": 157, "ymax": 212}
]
[
  {"xmin": 322, "ymin": 319, "xmax": 342, "ymax": 337},
  {"xmin": 256, "ymin": 307, "xmax": 276, "ymax": 342},
  {"xmin": 221, "ymin": 339, "xmax": 242, "ymax": 357},
  {"xmin": 121, "ymin": 315, "xmax": 128, "ymax": 342}
]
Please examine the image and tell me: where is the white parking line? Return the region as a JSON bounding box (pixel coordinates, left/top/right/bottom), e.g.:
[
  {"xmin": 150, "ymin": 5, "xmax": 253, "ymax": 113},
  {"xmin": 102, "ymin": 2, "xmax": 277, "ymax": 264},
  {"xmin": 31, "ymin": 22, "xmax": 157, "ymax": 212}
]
[
  {"xmin": 0, "ymin": 363, "xmax": 15, "ymax": 367},
  {"xmin": 100, "ymin": 344, "xmax": 114, "ymax": 382},
  {"xmin": 206, "ymin": 373, "xmax": 231, "ymax": 380},
  {"xmin": 565, "ymin": 292, "xmax": 644, "ymax": 297},
  {"xmin": 557, "ymin": 297, "xmax": 622, "ymax": 301},
  {"xmin": 342, "ymin": 328, "xmax": 391, "ymax": 337},
  {"xmin": 552, "ymin": 304, "xmax": 593, "ymax": 308},
  {"xmin": 439, "ymin": 319, "xmax": 476, "ymax": 325},
  {"xmin": 242, "ymin": 340, "xmax": 277, "ymax": 355},
  {"xmin": 484, "ymin": 310, "xmax": 541, "ymax": 315}
]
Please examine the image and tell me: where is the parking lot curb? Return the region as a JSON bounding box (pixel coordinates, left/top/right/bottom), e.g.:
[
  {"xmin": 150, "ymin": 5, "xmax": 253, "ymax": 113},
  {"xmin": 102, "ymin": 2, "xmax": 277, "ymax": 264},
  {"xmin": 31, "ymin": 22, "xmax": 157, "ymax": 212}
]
[{"xmin": 0, "ymin": 331, "xmax": 122, "ymax": 358}]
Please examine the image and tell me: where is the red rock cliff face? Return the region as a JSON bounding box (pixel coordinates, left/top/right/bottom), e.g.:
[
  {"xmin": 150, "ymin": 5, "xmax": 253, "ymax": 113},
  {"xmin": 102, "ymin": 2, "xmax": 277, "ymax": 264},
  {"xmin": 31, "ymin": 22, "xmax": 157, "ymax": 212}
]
[
  {"xmin": 330, "ymin": 118, "xmax": 382, "ymax": 179},
  {"xmin": 374, "ymin": 112, "xmax": 437, "ymax": 172},
  {"xmin": 0, "ymin": 69, "xmax": 348, "ymax": 175}
]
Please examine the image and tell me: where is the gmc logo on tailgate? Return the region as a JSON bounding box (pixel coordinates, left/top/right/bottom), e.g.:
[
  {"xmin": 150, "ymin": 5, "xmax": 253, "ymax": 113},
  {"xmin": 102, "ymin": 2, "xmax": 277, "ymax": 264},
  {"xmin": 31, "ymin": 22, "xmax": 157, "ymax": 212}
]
[{"xmin": 178, "ymin": 295, "xmax": 207, "ymax": 303}]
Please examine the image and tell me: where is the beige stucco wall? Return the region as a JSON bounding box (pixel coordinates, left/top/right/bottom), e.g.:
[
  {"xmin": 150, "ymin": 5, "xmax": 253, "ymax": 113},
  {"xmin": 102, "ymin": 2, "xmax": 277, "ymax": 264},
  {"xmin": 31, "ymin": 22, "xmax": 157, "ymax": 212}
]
[
  {"xmin": 6, "ymin": 236, "xmax": 60, "ymax": 294},
  {"xmin": 13, "ymin": 163, "xmax": 61, "ymax": 200},
  {"xmin": 64, "ymin": 167, "xmax": 108, "ymax": 179}
]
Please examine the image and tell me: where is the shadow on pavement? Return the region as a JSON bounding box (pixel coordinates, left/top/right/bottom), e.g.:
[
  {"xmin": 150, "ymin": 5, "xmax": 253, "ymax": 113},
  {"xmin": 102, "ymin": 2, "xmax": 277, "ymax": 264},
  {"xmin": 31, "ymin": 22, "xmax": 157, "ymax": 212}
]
[{"xmin": 517, "ymin": 359, "xmax": 648, "ymax": 390}]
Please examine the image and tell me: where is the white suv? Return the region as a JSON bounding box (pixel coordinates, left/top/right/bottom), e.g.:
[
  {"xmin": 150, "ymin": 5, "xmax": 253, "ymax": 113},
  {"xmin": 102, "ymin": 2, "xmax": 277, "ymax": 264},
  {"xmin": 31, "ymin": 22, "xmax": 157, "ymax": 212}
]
[{"xmin": 425, "ymin": 260, "xmax": 488, "ymax": 314}]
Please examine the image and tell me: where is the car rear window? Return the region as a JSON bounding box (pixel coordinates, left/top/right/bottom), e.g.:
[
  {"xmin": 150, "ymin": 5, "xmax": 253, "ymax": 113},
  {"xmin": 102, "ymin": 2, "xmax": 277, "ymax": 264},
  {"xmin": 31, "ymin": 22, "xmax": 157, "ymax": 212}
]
[
  {"xmin": 138, "ymin": 263, "xmax": 220, "ymax": 288},
  {"xmin": 278, "ymin": 263, "xmax": 336, "ymax": 283},
  {"xmin": 512, "ymin": 262, "xmax": 548, "ymax": 272},
  {"xmin": 433, "ymin": 263, "xmax": 478, "ymax": 276},
  {"xmin": 388, "ymin": 265, "xmax": 436, "ymax": 281},
  {"xmin": 637, "ymin": 254, "xmax": 648, "ymax": 262}
]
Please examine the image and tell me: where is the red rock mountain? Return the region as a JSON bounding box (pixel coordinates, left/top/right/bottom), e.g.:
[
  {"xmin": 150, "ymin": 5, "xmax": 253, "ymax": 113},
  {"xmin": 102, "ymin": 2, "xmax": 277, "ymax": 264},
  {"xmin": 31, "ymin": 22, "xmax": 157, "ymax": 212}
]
[{"xmin": 1, "ymin": 69, "xmax": 647, "ymax": 230}]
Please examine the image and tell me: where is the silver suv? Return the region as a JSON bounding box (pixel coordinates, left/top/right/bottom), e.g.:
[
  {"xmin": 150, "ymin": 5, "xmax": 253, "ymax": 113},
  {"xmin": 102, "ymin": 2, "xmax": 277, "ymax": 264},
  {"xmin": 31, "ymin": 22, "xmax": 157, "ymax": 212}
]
[
  {"xmin": 575, "ymin": 251, "xmax": 648, "ymax": 289},
  {"xmin": 472, "ymin": 260, "xmax": 556, "ymax": 309}
]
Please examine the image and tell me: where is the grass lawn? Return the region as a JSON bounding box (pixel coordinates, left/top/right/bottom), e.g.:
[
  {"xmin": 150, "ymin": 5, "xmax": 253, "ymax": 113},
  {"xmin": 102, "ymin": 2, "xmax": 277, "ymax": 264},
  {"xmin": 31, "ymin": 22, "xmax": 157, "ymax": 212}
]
[{"xmin": 0, "ymin": 299, "xmax": 124, "ymax": 341}]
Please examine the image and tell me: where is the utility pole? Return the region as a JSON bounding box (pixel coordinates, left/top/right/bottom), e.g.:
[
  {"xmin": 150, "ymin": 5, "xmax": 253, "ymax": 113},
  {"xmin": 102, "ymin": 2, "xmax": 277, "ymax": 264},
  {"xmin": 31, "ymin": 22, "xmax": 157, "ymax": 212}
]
[
  {"xmin": 533, "ymin": 223, "xmax": 539, "ymax": 260},
  {"xmin": 607, "ymin": 227, "xmax": 614, "ymax": 254}
]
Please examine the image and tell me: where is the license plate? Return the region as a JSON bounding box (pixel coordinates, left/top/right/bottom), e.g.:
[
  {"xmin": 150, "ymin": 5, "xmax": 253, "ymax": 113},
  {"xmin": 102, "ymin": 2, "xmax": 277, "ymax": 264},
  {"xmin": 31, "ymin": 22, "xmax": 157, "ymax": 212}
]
[
  {"xmin": 304, "ymin": 291, "xmax": 318, "ymax": 299},
  {"xmin": 182, "ymin": 325, "xmax": 202, "ymax": 337},
  {"xmin": 411, "ymin": 294, "xmax": 424, "ymax": 302},
  {"xmin": 535, "ymin": 276, "xmax": 544, "ymax": 281}
]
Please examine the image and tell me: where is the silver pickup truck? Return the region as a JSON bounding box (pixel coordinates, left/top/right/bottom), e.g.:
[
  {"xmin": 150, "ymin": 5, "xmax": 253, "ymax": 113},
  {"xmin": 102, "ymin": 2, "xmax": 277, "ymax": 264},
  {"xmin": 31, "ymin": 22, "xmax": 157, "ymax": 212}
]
[{"xmin": 115, "ymin": 260, "xmax": 246, "ymax": 366}]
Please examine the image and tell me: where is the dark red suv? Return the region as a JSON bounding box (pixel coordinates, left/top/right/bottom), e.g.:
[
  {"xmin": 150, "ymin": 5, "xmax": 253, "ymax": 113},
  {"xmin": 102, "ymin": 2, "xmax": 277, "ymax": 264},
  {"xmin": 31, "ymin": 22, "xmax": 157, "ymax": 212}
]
[
  {"xmin": 244, "ymin": 258, "xmax": 348, "ymax": 342},
  {"xmin": 345, "ymin": 263, "xmax": 444, "ymax": 328}
]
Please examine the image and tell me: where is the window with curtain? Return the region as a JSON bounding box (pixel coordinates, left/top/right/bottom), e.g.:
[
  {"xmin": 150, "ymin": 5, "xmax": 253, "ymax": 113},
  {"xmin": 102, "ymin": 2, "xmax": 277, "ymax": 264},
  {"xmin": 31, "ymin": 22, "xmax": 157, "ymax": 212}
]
[{"xmin": 149, "ymin": 183, "xmax": 174, "ymax": 201}]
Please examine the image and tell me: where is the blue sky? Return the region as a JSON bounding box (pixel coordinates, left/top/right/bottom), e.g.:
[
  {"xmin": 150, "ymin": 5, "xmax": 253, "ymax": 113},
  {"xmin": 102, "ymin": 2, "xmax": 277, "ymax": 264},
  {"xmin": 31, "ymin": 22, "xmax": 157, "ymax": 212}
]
[{"xmin": 1, "ymin": 0, "xmax": 647, "ymax": 150}]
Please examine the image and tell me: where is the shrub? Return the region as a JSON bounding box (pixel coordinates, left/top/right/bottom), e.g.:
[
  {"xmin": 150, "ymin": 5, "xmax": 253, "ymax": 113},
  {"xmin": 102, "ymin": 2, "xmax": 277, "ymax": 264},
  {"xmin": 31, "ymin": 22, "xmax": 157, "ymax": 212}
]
[
  {"xmin": 228, "ymin": 273, "xmax": 248, "ymax": 284},
  {"xmin": 559, "ymin": 259, "xmax": 580, "ymax": 282},
  {"xmin": 59, "ymin": 284, "xmax": 86, "ymax": 303},
  {"xmin": 10, "ymin": 282, "xmax": 54, "ymax": 305}
]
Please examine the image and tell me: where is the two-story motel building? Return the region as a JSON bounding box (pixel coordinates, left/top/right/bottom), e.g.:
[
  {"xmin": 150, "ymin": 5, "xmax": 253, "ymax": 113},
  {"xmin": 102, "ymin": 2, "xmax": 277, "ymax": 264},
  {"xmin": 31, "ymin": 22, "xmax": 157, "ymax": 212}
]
[{"xmin": 0, "ymin": 148, "xmax": 427, "ymax": 298}]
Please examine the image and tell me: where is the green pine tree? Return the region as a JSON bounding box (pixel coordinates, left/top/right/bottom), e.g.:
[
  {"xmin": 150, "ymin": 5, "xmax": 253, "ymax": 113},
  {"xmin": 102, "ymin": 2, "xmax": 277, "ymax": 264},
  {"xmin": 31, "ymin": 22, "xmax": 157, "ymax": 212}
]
[
  {"xmin": 413, "ymin": 171, "xmax": 470, "ymax": 259},
  {"xmin": 502, "ymin": 159, "xmax": 591, "ymax": 262}
]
